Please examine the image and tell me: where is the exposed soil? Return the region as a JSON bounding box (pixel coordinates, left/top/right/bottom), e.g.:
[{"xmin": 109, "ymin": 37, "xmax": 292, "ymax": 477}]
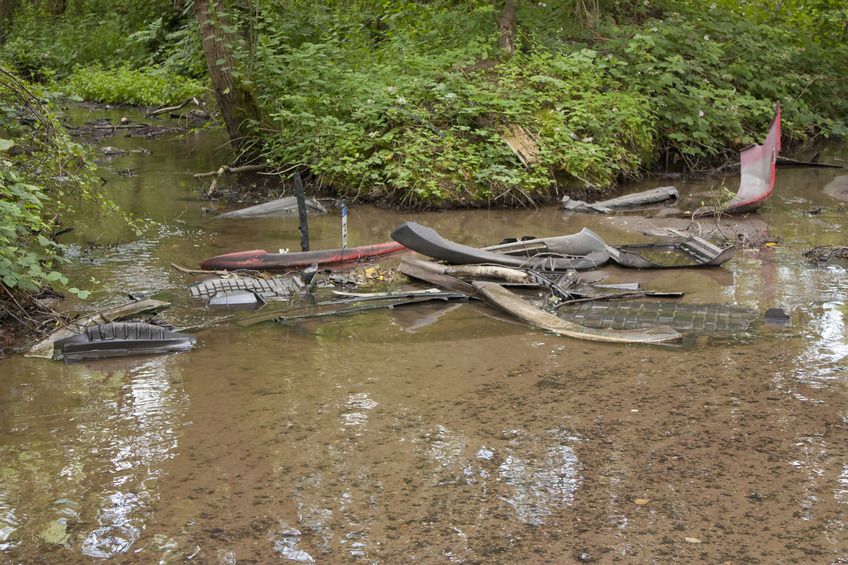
[{"xmin": 0, "ymin": 289, "xmax": 61, "ymax": 359}]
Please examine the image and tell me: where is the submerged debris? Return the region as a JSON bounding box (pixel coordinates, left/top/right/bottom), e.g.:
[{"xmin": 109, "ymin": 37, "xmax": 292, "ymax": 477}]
[
  {"xmin": 471, "ymin": 280, "xmax": 683, "ymax": 344},
  {"xmin": 188, "ymin": 275, "xmax": 304, "ymax": 301},
  {"xmin": 207, "ymin": 291, "xmax": 267, "ymax": 310},
  {"xmin": 557, "ymin": 301, "xmax": 758, "ymax": 332},
  {"xmin": 53, "ymin": 321, "xmax": 195, "ymax": 362},
  {"xmin": 763, "ymin": 308, "xmax": 791, "ymax": 327},
  {"xmin": 25, "ymin": 299, "xmax": 171, "ymax": 359},
  {"xmin": 803, "ymin": 245, "xmax": 848, "ymax": 265},
  {"xmin": 212, "ymin": 196, "xmax": 327, "ymax": 219},
  {"xmin": 562, "ymin": 185, "xmax": 679, "ymax": 213}
]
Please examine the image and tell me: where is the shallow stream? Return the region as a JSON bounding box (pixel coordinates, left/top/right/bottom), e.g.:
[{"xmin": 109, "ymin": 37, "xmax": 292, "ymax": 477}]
[{"xmin": 1, "ymin": 106, "xmax": 848, "ymax": 563}]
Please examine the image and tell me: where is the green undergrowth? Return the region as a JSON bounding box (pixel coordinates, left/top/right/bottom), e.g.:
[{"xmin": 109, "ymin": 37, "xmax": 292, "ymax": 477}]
[
  {"xmin": 60, "ymin": 65, "xmax": 209, "ymax": 107},
  {"xmin": 0, "ymin": 68, "xmax": 144, "ymax": 300},
  {"xmin": 600, "ymin": 1, "xmax": 848, "ymax": 167},
  {"xmin": 248, "ymin": 1, "xmax": 847, "ymax": 206},
  {"xmin": 1, "ymin": 0, "xmax": 846, "ymax": 207},
  {"xmin": 256, "ymin": 42, "xmax": 657, "ymax": 206}
]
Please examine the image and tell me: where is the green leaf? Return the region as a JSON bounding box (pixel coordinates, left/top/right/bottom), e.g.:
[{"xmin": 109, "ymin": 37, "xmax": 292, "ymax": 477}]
[{"xmin": 68, "ymin": 288, "xmax": 91, "ymax": 300}]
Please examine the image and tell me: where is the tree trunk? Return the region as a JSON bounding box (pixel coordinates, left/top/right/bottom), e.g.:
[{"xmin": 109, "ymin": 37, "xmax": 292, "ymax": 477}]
[
  {"xmin": 194, "ymin": 0, "xmax": 260, "ymax": 150},
  {"xmin": 575, "ymin": 0, "xmax": 600, "ymax": 27},
  {"xmin": 0, "ymin": 0, "xmax": 15, "ymax": 45},
  {"xmin": 45, "ymin": 0, "xmax": 65, "ymax": 16},
  {"xmin": 498, "ymin": 0, "xmax": 518, "ymax": 55}
]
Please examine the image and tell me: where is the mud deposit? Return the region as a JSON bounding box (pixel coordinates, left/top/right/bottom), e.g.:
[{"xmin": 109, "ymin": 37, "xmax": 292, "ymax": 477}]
[{"xmin": 1, "ymin": 108, "xmax": 847, "ymax": 563}]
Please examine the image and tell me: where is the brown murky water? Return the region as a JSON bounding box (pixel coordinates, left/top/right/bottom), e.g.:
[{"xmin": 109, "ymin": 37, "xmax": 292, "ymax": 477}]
[{"xmin": 1, "ymin": 107, "xmax": 848, "ymax": 563}]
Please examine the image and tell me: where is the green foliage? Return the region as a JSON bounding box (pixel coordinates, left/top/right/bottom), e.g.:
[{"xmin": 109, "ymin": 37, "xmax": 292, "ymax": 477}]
[
  {"xmin": 124, "ymin": 14, "xmax": 208, "ymax": 77},
  {"xmin": 597, "ymin": 1, "xmax": 848, "ymax": 167},
  {"xmin": 0, "ymin": 160, "xmax": 75, "ymax": 294},
  {"xmin": 239, "ymin": 0, "xmax": 846, "ymax": 205},
  {"xmin": 0, "ymin": 67, "xmax": 142, "ymax": 298},
  {"xmin": 61, "ymin": 65, "xmax": 208, "ymax": 106},
  {"xmin": 2, "ymin": 0, "xmax": 846, "ymax": 206},
  {"xmin": 250, "ymin": 4, "xmax": 657, "ymax": 205},
  {"xmin": 1, "ymin": 0, "xmax": 192, "ymax": 75},
  {"xmin": 711, "ymin": 0, "xmax": 848, "ymax": 48},
  {"xmin": 1, "ymin": 0, "xmax": 206, "ymax": 106}
]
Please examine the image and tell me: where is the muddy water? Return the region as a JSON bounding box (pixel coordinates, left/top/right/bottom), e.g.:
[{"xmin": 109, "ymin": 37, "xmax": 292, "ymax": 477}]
[{"xmin": 1, "ymin": 108, "xmax": 848, "ymax": 563}]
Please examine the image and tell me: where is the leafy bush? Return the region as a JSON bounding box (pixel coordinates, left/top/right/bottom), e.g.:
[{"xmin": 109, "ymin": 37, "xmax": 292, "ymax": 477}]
[
  {"xmin": 595, "ymin": 2, "xmax": 848, "ymax": 167},
  {"xmin": 0, "ymin": 159, "xmax": 77, "ymax": 294},
  {"xmin": 0, "ymin": 67, "xmax": 142, "ymax": 298},
  {"xmin": 61, "ymin": 65, "xmax": 208, "ymax": 106},
  {"xmin": 247, "ymin": 4, "xmax": 655, "ymax": 205},
  {"xmin": 1, "ymin": 0, "xmax": 206, "ymax": 106},
  {"xmin": 2, "ymin": 0, "xmax": 846, "ymax": 206},
  {"xmin": 1, "ymin": 0, "xmax": 193, "ymax": 76},
  {"xmin": 243, "ymin": 0, "xmax": 846, "ymax": 205}
]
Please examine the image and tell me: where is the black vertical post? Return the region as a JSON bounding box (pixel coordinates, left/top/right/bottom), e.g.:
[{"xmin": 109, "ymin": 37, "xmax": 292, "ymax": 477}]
[{"xmin": 294, "ymin": 172, "xmax": 309, "ymax": 252}]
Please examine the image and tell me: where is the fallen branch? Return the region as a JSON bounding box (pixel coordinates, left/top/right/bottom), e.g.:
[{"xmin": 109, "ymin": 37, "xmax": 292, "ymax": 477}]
[
  {"xmin": 194, "ymin": 163, "xmax": 270, "ymax": 179},
  {"xmin": 171, "ymin": 263, "xmax": 213, "ymax": 275},
  {"xmin": 90, "ymin": 123, "xmax": 159, "ymax": 130},
  {"xmin": 170, "ymin": 263, "xmax": 275, "ymax": 278},
  {"xmin": 148, "ymin": 97, "xmax": 204, "ymax": 117},
  {"xmin": 194, "ymin": 163, "xmax": 271, "ymax": 195},
  {"xmin": 1, "ymin": 285, "xmax": 40, "ymax": 333}
]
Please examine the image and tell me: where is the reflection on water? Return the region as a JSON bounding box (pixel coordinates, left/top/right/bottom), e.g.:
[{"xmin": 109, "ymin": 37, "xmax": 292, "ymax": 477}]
[
  {"xmin": 0, "ymin": 492, "xmax": 19, "ymax": 551},
  {"xmin": 794, "ymin": 274, "xmax": 848, "ymax": 387},
  {"xmin": 268, "ymin": 521, "xmax": 314, "ymax": 563},
  {"xmin": 82, "ymin": 491, "xmax": 145, "ymax": 557},
  {"xmin": 837, "ymin": 465, "xmax": 848, "ymax": 504},
  {"xmin": 81, "ymin": 360, "xmax": 187, "ymax": 558},
  {"xmin": 278, "ymin": 393, "xmax": 584, "ymax": 561},
  {"xmin": 799, "ymin": 300, "xmax": 848, "ymax": 377},
  {"xmin": 341, "ymin": 392, "xmax": 378, "ymax": 433},
  {"xmin": 0, "ymin": 356, "xmax": 188, "ymax": 561},
  {"xmin": 497, "ymin": 429, "xmax": 582, "ymax": 526}
]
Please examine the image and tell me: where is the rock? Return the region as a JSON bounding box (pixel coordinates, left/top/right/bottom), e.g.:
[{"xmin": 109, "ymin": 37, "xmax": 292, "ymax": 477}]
[{"xmin": 823, "ymin": 175, "xmax": 848, "ymax": 200}]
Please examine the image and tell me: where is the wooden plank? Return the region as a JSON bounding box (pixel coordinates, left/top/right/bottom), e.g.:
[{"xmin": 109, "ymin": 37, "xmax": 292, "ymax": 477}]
[{"xmin": 501, "ymin": 124, "xmax": 539, "ymax": 167}]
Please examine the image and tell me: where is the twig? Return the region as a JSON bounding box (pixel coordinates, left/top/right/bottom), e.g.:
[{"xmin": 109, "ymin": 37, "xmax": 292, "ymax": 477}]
[
  {"xmin": 194, "ymin": 163, "xmax": 270, "ymax": 195},
  {"xmin": 1, "ymin": 285, "xmax": 40, "ymax": 333},
  {"xmin": 169, "ymin": 263, "xmax": 276, "ymax": 278},
  {"xmin": 148, "ymin": 97, "xmax": 209, "ymax": 117},
  {"xmin": 194, "ymin": 163, "xmax": 269, "ymax": 179}
]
